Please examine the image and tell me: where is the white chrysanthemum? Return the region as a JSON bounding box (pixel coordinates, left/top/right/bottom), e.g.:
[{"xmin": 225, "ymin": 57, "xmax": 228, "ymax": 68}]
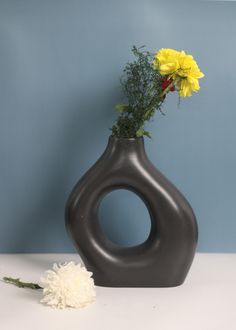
[{"xmin": 40, "ymin": 262, "xmax": 96, "ymax": 309}]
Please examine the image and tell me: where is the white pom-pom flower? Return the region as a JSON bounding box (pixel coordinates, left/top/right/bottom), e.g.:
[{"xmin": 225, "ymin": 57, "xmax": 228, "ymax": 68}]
[{"xmin": 40, "ymin": 261, "xmax": 96, "ymax": 309}]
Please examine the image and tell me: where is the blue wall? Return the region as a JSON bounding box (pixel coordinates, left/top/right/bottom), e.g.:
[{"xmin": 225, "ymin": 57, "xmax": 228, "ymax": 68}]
[{"xmin": 0, "ymin": 0, "xmax": 235, "ymax": 252}]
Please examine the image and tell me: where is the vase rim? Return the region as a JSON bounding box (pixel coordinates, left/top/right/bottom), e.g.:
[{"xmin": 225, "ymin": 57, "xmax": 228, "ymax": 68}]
[{"xmin": 110, "ymin": 135, "xmax": 144, "ymax": 141}]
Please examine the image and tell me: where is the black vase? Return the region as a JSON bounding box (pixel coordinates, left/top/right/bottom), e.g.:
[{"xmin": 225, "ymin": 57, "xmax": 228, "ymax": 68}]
[{"xmin": 65, "ymin": 136, "xmax": 198, "ymax": 287}]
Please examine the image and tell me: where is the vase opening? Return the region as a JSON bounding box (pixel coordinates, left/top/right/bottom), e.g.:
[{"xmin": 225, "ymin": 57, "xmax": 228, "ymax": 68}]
[{"xmin": 98, "ymin": 189, "xmax": 152, "ymax": 248}]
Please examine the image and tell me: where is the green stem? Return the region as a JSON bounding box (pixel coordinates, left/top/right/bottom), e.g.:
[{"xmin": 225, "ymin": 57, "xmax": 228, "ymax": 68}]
[
  {"xmin": 3, "ymin": 276, "xmax": 42, "ymax": 290},
  {"xmin": 160, "ymin": 79, "xmax": 177, "ymax": 99},
  {"xmin": 143, "ymin": 79, "xmax": 177, "ymax": 120}
]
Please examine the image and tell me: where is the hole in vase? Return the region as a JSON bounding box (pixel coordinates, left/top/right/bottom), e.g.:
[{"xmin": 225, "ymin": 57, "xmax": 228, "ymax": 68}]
[{"xmin": 98, "ymin": 189, "xmax": 151, "ymax": 247}]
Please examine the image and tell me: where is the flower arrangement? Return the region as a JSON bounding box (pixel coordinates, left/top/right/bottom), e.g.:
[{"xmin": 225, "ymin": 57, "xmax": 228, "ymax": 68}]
[
  {"xmin": 2, "ymin": 46, "xmax": 204, "ymax": 309},
  {"xmin": 111, "ymin": 46, "xmax": 204, "ymax": 138}
]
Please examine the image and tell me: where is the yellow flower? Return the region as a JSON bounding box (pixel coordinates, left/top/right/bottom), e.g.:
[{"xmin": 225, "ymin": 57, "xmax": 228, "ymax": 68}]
[
  {"xmin": 153, "ymin": 48, "xmax": 180, "ymax": 76},
  {"xmin": 153, "ymin": 48, "xmax": 204, "ymax": 97}
]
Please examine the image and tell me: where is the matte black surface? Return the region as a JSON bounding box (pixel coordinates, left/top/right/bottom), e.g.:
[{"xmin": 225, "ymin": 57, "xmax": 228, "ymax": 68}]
[{"xmin": 65, "ymin": 136, "xmax": 198, "ymax": 287}]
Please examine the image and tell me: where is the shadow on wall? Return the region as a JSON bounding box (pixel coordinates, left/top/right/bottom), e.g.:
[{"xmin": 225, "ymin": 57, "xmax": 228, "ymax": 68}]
[{"xmin": 9, "ymin": 86, "xmax": 119, "ymax": 253}]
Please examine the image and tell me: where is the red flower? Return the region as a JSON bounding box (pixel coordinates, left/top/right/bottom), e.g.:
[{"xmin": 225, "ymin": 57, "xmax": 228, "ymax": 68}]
[{"xmin": 161, "ymin": 78, "xmax": 175, "ymax": 92}]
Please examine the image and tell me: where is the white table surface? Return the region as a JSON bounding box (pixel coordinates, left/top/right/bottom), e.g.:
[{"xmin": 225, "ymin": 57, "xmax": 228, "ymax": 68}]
[{"xmin": 0, "ymin": 253, "xmax": 235, "ymax": 330}]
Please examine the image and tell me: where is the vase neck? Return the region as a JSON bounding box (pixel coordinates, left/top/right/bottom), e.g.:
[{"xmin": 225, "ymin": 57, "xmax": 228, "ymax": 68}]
[{"xmin": 104, "ymin": 136, "xmax": 147, "ymax": 159}]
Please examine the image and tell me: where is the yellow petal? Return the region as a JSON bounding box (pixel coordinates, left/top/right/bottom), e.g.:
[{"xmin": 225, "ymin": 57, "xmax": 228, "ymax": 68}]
[{"xmin": 177, "ymin": 79, "xmax": 193, "ymax": 97}]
